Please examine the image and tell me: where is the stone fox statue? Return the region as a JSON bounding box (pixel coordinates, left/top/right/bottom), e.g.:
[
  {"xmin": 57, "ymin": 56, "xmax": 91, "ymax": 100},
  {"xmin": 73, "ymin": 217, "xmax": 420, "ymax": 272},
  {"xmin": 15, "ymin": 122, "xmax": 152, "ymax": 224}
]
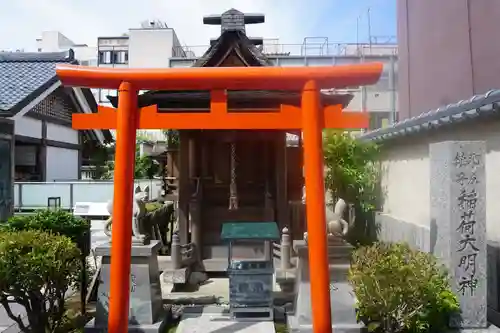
[
  {"xmin": 104, "ymin": 187, "xmax": 148, "ymax": 244},
  {"xmin": 302, "ymin": 187, "xmax": 355, "ymax": 242}
]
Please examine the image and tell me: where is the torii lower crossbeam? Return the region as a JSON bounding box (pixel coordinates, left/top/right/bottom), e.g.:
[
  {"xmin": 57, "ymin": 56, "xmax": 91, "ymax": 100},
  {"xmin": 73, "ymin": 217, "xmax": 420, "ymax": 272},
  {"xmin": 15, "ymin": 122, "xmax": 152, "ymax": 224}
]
[{"xmin": 56, "ymin": 63, "xmax": 382, "ymax": 333}]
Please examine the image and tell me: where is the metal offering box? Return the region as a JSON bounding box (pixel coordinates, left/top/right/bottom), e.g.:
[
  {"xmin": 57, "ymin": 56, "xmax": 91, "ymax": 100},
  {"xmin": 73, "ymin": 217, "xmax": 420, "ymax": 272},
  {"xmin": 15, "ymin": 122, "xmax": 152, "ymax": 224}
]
[{"xmin": 221, "ymin": 222, "xmax": 279, "ymax": 321}]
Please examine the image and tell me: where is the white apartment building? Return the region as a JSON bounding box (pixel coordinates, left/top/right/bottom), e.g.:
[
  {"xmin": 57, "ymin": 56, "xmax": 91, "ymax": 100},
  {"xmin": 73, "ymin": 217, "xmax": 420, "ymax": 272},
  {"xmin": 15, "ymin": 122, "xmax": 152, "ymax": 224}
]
[
  {"xmin": 36, "ymin": 31, "xmax": 97, "ymax": 66},
  {"xmin": 96, "ymin": 20, "xmax": 183, "ymax": 109},
  {"xmin": 35, "ymin": 21, "xmax": 184, "ymax": 105},
  {"xmin": 36, "ymin": 21, "xmax": 184, "ymax": 141}
]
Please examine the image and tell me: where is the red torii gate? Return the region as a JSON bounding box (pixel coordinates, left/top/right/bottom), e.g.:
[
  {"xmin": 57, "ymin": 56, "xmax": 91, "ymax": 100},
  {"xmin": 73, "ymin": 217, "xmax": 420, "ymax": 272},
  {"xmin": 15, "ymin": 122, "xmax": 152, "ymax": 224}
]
[{"xmin": 56, "ymin": 63, "xmax": 382, "ymax": 333}]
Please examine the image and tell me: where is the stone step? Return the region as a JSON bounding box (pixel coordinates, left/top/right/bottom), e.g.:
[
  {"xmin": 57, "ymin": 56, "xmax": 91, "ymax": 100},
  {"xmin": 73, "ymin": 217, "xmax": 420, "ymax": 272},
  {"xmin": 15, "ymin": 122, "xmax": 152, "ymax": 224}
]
[
  {"xmin": 160, "ymin": 267, "xmax": 189, "ymax": 284},
  {"xmin": 288, "ymin": 323, "xmax": 365, "ymax": 333}
]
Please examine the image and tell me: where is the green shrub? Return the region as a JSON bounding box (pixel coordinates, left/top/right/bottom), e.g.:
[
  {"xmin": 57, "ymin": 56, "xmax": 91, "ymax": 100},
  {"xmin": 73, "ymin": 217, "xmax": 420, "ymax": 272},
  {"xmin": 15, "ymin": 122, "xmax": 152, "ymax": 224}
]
[
  {"xmin": 348, "ymin": 242, "xmax": 459, "ymax": 333},
  {"xmin": 2, "ymin": 210, "xmax": 91, "ymax": 293},
  {"xmin": 0, "ymin": 230, "xmax": 82, "ymax": 333},
  {"xmin": 2, "ymin": 210, "xmax": 89, "ymax": 244}
]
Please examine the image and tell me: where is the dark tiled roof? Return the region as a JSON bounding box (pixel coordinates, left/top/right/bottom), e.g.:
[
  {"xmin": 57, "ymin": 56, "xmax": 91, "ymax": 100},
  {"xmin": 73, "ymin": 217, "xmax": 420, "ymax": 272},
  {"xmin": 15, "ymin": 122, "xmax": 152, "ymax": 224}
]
[
  {"xmin": 193, "ymin": 30, "xmax": 272, "ymax": 67},
  {"xmin": 0, "ymin": 50, "xmax": 76, "ymax": 116},
  {"xmin": 360, "ymin": 90, "xmax": 500, "ymax": 142},
  {"xmin": 0, "ymin": 49, "xmax": 113, "ymax": 143}
]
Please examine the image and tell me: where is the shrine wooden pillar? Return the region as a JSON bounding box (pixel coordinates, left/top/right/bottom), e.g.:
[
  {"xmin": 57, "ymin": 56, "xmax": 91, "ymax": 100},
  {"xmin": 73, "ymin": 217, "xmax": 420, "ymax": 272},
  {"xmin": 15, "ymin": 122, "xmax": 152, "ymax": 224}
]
[
  {"xmin": 189, "ymin": 132, "xmax": 202, "ymax": 256},
  {"xmin": 301, "ymin": 80, "xmax": 331, "ymax": 332},
  {"xmin": 178, "ymin": 131, "xmax": 190, "ymax": 244},
  {"xmin": 275, "ymin": 132, "xmax": 288, "ymax": 230},
  {"xmin": 108, "ymin": 82, "xmax": 138, "ymax": 333}
]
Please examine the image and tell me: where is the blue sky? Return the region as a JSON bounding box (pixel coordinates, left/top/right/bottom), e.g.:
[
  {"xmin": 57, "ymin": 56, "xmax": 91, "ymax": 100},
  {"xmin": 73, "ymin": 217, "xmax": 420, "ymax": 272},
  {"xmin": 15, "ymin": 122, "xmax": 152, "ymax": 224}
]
[
  {"xmin": 0, "ymin": 0, "xmax": 396, "ymax": 51},
  {"xmin": 312, "ymin": 0, "xmax": 397, "ymax": 43}
]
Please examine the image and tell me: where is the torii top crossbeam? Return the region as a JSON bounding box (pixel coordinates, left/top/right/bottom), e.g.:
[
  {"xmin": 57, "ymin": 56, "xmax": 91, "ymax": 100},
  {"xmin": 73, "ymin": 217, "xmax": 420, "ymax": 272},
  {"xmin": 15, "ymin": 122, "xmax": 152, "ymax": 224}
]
[
  {"xmin": 56, "ymin": 62, "xmax": 382, "ymax": 333},
  {"xmin": 57, "ymin": 63, "xmax": 382, "ymax": 91}
]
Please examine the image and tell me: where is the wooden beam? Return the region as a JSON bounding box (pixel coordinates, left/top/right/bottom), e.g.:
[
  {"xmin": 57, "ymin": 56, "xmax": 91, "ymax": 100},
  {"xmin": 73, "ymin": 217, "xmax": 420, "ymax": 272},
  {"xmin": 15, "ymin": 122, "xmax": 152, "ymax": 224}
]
[{"xmin": 72, "ymin": 104, "xmax": 369, "ymax": 130}]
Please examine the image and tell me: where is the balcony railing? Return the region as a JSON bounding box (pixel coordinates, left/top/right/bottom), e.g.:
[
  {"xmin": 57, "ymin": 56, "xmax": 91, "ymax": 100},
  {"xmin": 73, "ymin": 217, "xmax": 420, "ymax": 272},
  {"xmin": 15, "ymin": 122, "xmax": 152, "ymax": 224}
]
[{"xmin": 172, "ymin": 42, "xmax": 398, "ymax": 59}]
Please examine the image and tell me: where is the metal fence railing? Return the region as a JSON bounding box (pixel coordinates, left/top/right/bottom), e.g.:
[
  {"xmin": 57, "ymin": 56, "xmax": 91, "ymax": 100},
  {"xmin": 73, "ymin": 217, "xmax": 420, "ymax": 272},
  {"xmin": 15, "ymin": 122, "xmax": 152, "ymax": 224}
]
[
  {"xmin": 14, "ymin": 180, "xmax": 162, "ymax": 211},
  {"xmin": 172, "ymin": 42, "xmax": 398, "ymax": 59}
]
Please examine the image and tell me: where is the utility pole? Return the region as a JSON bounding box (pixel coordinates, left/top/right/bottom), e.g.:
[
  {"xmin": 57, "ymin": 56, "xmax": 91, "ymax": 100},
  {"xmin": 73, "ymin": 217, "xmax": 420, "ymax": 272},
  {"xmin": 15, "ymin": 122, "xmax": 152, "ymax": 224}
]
[
  {"xmin": 356, "ymin": 16, "xmax": 360, "ymax": 46},
  {"xmin": 389, "ymin": 54, "xmax": 396, "ymax": 125},
  {"xmin": 367, "ymin": 7, "xmax": 372, "ymax": 49}
]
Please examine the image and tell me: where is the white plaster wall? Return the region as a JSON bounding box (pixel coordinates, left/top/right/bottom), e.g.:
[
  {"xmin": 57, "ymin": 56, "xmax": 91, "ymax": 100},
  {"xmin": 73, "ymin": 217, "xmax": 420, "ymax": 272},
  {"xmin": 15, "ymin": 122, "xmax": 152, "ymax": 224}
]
[
  {"xmin": 379, "ymin": 120, "xmax": 500, "ymax": 242},
  {"xmin": 14, "ymin": 117, "xmax": 42, "ymax": 138},
  {"xmin": 347, "ymin": 90, "xmax": 398, "ymax": 113},
  {"xmin": 45, "ymin": 147, "xmax": 79, "ymax": 181},
  {"xmin": 128, "ymin": 29, "xmax": 174, "ymax": 68},
  {"xmin": 46, "ymin": 123, "xmax": 79, "ymax": 144}
]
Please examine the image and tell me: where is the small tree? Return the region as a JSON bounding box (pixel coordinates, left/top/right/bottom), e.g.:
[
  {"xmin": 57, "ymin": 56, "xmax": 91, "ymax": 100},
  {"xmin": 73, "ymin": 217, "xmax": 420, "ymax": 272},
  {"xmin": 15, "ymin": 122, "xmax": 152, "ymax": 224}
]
[
  {"xmin": 0, "ymin": 230, "xmax": 81, "ymax": 333},
  {"xmin": 100, "ymin": 141, "xmax": 162, "ymax": 179},
  {"xmin": 323, "ymin": 131, "xmax": 380, "ymax": 212},
  {"xmin": 2, "ymin": 210, "xmax": 91, "ymax": 294},
  {"xmin": 162, "ymin": 129, "xmax": 179, "ymax": 148},
  {"xmin": 323, "ymin": 131, "xmax": 380, "ymax": 244}
]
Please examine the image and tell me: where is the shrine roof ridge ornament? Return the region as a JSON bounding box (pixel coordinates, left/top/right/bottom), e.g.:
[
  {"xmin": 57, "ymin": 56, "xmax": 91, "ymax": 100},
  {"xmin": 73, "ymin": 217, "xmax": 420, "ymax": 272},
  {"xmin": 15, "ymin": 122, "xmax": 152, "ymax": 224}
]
[
  {"xmin": 360, "ymin": 89, "xmax": 500, "ymax": 142},
  {"xmin": 55, "ymin": 62, "xmax": 383, "ymax": 91},
  {"xmin": 203, "ymin": 8, "xmax": 265, "ymax": 34}
]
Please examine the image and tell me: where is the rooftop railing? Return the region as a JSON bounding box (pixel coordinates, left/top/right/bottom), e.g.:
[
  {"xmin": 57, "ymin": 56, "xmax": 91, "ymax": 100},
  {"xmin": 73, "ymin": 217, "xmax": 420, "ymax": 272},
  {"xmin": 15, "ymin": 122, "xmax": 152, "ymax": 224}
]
[{"xmin": 172, "ymin": 42, "xmax": 398, "ymax": 59}]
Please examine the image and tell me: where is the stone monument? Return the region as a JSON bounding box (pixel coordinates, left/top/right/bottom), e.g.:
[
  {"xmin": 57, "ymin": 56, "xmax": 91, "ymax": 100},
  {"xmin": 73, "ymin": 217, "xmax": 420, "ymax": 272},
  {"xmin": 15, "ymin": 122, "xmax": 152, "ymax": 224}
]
[
  {"xmin": 85, "ymin": 188, "xmax": 166, "ymax": 332},
  {"xmin": 430, "ymin": 141, "xmax": 487, "ymax": 329},
  {"xmin": 288, "ymin": 198, "xmax": 363, "ymax": 332}
]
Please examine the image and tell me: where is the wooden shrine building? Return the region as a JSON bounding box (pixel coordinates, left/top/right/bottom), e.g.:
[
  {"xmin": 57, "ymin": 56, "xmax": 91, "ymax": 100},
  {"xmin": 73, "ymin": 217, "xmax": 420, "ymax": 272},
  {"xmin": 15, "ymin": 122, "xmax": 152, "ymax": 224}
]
[{"xmin": 108, "ymin": 9, "xmax": 356, "ymax": 264}]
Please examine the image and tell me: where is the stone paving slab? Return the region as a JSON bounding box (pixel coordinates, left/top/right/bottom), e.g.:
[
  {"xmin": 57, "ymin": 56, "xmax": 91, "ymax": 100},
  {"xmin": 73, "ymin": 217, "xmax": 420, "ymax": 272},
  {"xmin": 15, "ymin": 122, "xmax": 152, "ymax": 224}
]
[
  {"xmin": 0, "ymin": 298, "xmax": 30, "ymax": 332},
  {"xmin": 0, "ymin": 280, "xmax": 79, "ymax": 332},
  {"xmin": 177, "ymin": 306, "xmax": 275, "ymax": 333}
]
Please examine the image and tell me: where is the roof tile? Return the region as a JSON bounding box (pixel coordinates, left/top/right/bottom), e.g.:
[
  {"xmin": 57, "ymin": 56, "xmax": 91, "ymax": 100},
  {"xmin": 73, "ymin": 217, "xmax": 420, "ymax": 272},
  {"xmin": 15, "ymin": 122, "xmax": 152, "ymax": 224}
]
[
  {"xmin": 360, "ymin": 90, "xmax": 500, "ymax": 142},
  {"xmin": 0, "ymin": 50, "xmax": 75, "ymax": 112}
]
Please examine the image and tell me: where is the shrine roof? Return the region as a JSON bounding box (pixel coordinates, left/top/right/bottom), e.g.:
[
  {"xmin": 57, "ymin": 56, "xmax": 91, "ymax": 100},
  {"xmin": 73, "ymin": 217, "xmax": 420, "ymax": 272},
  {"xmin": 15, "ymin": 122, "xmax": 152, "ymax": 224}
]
[
  {"xmin": 193, "ymin": 30, "xmax": 272, "ymax": 67},
  {"xmin": 106, "ymin": 90, "xmax": 353, "ymax": 109}
]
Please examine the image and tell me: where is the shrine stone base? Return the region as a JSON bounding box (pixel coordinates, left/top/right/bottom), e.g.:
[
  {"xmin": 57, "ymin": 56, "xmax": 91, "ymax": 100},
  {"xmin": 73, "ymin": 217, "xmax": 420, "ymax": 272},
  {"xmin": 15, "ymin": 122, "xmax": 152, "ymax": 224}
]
[
  {"xmin": 84, "ymin": 318, "xmax": 166, "ymax": 333},
  {"xmin": 287, "ymin": 240, "xmax": 363, "ymax": 333},
  {"xmin": 85, "ymin": 240, "xmax": 167, "ymax": 333}
]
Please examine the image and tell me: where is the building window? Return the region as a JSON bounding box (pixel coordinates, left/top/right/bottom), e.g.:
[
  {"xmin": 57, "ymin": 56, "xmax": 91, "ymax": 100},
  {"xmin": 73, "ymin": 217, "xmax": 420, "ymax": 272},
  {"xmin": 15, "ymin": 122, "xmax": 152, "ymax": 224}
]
[
  {"xmin": 369, "ymin": 112, "xmax": 392, "ymax": 130},
  {"xmin": 99, "ymin": 50, "xmax": 128, "ymax": 65},
  {"xmin": 98, "ymin": 51, "xmax": 112, "ymax": 64},
  {"xmin": 113, "ymin": 51, "xmax": 128, "ymax": 64}
]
